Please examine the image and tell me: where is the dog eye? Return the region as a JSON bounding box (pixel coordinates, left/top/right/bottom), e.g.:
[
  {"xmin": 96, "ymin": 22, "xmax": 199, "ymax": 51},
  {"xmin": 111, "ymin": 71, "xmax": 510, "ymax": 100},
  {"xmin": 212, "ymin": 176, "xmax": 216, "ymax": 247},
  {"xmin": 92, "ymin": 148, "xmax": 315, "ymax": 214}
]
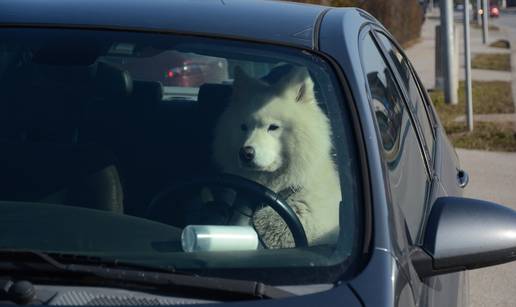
[
  {"xmin": 268, "ymin": 124, "xmax": 280, "ymax": 132},
  {"xmin": 240, "ymin": 124, "xmax": 248, "ymax": 132}
]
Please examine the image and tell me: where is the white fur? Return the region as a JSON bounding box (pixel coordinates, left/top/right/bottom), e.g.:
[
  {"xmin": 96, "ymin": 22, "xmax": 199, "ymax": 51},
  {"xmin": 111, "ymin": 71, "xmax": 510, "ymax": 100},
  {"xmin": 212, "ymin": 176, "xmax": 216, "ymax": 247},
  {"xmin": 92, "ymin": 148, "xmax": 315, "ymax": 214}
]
[{"xmin": 212, "ymin": 66, "xmax": 341, "ymax": 248}]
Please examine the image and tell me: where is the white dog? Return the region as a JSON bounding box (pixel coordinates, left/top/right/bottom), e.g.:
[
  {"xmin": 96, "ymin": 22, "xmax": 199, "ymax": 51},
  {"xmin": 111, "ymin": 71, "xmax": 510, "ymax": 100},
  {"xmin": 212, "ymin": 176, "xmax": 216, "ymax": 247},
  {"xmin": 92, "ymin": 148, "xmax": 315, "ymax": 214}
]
[{"xmin": 212, "ymin": 65, "xmax": 341, "ymax": 248}]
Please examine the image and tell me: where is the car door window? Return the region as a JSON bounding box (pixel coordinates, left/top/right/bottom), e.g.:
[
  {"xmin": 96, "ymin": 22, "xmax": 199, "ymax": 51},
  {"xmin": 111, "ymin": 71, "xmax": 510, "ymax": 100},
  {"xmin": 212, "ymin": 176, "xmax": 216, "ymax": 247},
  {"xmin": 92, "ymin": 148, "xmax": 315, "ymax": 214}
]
[
  {"xmin": 360, "ymin": 33, "xmax": 430, "ymax": 240},
  {"xmin": 375, "ymin": 32, "xmax": 435, "ymax": 160}
]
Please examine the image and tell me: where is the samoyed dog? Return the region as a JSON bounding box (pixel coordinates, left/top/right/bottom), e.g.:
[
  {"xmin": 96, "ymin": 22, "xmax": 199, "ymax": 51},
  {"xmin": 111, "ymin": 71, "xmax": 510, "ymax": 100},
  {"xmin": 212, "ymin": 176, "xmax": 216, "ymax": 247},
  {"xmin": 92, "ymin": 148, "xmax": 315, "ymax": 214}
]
[{"xmin": 212, "ymin": 65, "xmax": 341, "ymax": 248}]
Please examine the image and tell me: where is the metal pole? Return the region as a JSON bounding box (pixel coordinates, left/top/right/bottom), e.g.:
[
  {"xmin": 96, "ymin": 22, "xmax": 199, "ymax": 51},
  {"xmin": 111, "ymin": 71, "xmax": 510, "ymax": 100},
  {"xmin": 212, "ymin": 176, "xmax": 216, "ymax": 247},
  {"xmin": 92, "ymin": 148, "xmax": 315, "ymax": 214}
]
[
  {"xmin": 441, "ymin": 0, "xmax": 457, "ymax": 104},
  {"xmin": 476, "ymin": 0, "xmax": 482, "ymax": 25},
  {"xmin": 464, "ymin": 0, "xmax": 474, "ymax": 131},
  {"xmin": 482, "ymin": 0, "xmax": 489, "ymax": 44}
]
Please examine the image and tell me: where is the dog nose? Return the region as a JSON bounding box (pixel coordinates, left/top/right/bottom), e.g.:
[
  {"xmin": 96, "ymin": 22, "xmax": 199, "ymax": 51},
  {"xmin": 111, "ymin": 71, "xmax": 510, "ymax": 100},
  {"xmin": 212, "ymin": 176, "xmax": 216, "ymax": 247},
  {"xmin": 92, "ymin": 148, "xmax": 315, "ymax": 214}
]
[{"xmin": 240, "ymin": 146, "xmax": 255, "ymax": 162}]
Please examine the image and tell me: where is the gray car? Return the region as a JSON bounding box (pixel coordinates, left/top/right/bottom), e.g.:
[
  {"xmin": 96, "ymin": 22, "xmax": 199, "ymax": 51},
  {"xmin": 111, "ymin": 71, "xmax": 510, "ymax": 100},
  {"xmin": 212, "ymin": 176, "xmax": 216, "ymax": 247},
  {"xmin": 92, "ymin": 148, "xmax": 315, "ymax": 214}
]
[{"xmin": 0, "ymin": 0, "xmax": 515, "ymax": 306}]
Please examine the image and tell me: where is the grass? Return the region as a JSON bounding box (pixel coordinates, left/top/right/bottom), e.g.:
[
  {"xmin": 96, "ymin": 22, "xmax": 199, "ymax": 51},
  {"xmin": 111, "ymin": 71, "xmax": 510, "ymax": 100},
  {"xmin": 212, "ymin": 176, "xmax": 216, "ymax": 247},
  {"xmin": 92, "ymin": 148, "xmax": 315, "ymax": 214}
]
[
  {"xmin": 489, "ymin": 39, "xmax": 511, "ymax": 49},
  {"xmin": 428, "ymin": 81, "xmax": 516, "ymax": 151},
  {"xmin": 445, "ymin": 121, "xmax": 516, "ymax": 151},
  {"xmin": 429, "ymin": 81, "xmax": 514, "ymax": 122},
  {"xmin": 471, "ymin": 53, "xmax": 511, "ymax": 71}
]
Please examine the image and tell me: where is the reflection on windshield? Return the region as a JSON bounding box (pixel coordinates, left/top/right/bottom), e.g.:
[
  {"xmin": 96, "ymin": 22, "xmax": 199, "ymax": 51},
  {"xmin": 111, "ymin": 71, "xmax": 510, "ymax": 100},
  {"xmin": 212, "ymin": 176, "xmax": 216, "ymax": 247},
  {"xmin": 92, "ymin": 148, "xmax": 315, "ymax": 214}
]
[{"xmin": 0, "ymin": 28, "xmax": 359, "ymax": 284}]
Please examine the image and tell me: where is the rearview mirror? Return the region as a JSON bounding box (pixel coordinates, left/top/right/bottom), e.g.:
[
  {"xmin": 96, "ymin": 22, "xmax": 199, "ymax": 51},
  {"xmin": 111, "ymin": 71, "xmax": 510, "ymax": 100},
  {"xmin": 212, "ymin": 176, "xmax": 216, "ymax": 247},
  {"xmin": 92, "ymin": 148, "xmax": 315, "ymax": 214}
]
[{"xmin": 412, "ymin": 197, "xmax": 516, "ymax": 278}]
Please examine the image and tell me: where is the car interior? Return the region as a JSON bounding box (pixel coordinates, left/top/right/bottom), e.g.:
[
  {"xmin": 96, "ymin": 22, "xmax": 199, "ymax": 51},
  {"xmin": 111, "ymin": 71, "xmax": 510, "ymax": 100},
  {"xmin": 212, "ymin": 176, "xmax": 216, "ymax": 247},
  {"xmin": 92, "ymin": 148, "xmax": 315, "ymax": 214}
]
[
  {"xmin": 0, "ymin": 29, "xmax": 365, "ymax": 285},
  {"xmin": 0, "ymin": 33, "xmax": 339, "ymax": 220},
  {"xmin": 0, "ymin": 57, "xmax": 237, "ymax": 218}
]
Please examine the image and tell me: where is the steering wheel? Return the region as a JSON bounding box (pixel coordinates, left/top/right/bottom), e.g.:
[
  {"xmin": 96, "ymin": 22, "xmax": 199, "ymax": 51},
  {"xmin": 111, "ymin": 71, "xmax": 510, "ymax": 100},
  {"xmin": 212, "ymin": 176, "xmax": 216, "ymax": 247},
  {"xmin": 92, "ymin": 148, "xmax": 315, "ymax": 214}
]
[{"xmin": 145, "ymin": 173, "xmax": 308, "ymax": 248}]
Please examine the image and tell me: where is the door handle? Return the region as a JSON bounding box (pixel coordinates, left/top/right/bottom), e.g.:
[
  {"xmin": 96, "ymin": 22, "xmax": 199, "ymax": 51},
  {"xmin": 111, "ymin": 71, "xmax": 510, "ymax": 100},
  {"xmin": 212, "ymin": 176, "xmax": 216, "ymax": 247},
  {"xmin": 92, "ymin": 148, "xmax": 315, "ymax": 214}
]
[{"xmin": 457, "ymin": 169, "xmax": 469, "ymax": 188}]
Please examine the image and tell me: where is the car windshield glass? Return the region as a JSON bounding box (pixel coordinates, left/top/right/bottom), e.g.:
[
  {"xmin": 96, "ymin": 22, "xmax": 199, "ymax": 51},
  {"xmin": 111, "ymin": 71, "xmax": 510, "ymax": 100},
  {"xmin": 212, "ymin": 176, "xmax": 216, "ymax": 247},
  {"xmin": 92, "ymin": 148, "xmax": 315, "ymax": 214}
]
[{"xmin": 0, "ymin": 28, "xmax": 361, "ymax": 285}]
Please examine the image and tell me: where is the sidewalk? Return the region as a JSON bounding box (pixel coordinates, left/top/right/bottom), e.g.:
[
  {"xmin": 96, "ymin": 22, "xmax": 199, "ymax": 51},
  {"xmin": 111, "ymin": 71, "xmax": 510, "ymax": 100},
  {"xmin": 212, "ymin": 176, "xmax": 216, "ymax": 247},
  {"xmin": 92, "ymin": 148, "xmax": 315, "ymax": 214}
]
[
  {"xmin": 406, "ymin": 9, "xmax": 516, "ymax": 124},
  {"xmin": 458, "ymin": 148, "xmax": 516, "ymax": 307},
  {"xmin": 405, "ymin": 8, "xmax": 516, "ymax": 218},
  {"xmin": 405, "ymin": 8, "xmax": 516, "ymax": 201},
  {"xmin": 405, "ymin": 10, "xmax": 514, "ymax": 93},
  {"xmin": 405, "ymin": 9, "xmax": 516, "ymax": 307}
]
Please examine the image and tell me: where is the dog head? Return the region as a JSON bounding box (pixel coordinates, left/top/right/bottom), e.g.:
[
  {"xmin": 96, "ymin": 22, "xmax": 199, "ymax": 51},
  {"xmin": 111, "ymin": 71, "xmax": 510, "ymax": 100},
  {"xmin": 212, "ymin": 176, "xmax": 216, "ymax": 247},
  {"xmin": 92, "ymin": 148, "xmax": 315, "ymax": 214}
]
[{"xmin": 213, "ymin": 65, "xmax": 317, "ymax": 175}]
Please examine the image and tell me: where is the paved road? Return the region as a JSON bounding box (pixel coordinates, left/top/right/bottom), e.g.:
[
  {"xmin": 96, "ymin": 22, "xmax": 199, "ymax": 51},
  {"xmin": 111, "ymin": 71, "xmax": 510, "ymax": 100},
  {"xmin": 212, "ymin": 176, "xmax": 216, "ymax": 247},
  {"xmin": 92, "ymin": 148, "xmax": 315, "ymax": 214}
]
[{"xmin": 497, "ymin": 8, "xmax": 516, "ymax": 29}]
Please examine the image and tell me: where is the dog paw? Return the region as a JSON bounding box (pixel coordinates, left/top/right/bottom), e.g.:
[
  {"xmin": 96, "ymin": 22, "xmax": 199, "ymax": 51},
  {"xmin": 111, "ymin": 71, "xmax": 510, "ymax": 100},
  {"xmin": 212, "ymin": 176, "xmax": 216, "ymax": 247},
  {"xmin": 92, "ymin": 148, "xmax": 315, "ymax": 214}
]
[{"xmin": 252, "ymin": 206, "xmax": 295, "ymax": 249}]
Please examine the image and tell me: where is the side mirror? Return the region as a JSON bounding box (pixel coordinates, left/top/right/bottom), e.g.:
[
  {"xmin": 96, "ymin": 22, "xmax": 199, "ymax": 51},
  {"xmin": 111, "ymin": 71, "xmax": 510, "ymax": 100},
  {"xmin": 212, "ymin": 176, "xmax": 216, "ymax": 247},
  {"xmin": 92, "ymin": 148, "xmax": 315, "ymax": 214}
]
[{"xmin": 412, "ymin": 197, "xmax": 516, "ymax": 278}]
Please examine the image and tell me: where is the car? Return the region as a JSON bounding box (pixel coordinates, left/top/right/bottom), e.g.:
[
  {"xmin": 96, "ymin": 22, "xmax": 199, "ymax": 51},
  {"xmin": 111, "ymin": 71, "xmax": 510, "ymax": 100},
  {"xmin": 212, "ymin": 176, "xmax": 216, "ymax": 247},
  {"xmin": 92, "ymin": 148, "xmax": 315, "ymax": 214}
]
[
  {"xmin": 104, "ymin": 50, "xmax": 229, "ymax": 88},
  {"xmin": 490, "ymin": 5, "xmax": 500, "ymax": 17},
  {"xmin": 477, "ymin": 2, "xmax": 500, "ymax": 18},
  {"xmin": 1, "ymin": 0, "xmax": 516, "ymax": 306}
]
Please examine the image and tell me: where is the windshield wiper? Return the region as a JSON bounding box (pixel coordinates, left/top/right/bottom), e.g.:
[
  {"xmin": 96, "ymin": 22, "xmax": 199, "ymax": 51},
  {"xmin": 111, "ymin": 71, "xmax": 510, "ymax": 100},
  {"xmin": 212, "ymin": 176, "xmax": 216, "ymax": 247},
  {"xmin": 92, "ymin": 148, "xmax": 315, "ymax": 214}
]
[
  {"xmin": 1, "ymin": 249, "xmax": 177, "ymax": 272},
  {"xmin": 0, "ymin": 249, "xmax": 293, "ymax": 299}
]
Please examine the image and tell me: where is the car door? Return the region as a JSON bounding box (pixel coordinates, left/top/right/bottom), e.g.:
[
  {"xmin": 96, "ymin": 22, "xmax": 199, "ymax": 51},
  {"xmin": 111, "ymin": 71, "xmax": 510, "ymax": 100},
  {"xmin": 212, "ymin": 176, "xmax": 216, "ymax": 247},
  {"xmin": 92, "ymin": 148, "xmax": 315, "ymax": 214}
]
[
  {"xmin": 369, "ymin": 30, "xmax": 467, "ymax": 307},
  {"xmin": 359, "ymin": 30, "xmax": 428, "ymax": 306},
  {"xmin": 359, "ymin": 27, "xmax": 468, "ymax": 306}
]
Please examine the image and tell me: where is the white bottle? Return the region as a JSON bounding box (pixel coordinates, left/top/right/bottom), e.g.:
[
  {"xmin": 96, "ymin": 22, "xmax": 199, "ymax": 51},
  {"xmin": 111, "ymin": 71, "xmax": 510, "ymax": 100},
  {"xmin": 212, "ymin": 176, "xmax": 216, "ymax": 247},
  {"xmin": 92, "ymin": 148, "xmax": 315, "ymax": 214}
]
[{"xmin": 181, "ymin": 225, "xmax": 260, "ymax": 252}]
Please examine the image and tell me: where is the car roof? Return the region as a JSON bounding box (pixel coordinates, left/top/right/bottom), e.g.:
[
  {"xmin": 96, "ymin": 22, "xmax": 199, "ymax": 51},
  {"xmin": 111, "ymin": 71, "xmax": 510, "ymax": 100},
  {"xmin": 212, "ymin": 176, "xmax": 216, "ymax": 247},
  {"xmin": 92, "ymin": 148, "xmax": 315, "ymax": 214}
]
[{"xmin": 0, "ymin": 0, "xmax": 360, "ymax": 49}]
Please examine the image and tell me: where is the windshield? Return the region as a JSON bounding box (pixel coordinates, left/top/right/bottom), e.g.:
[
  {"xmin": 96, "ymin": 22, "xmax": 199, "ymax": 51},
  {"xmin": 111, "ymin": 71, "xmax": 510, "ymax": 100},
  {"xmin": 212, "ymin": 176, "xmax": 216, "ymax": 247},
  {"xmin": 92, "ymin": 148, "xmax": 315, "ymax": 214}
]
[{"xmin": 0, "ymin": 28, "xmax": 361, "ymax": 285}]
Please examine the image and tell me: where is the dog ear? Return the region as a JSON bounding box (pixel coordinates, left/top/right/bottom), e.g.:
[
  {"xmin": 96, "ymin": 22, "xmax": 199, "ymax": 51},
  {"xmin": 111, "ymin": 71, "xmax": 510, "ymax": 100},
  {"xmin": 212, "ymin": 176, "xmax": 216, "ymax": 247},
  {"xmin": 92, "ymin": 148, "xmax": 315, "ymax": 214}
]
[{"xmin": 274, "ymin": 66, "xmax": 316, "ymax": 104}]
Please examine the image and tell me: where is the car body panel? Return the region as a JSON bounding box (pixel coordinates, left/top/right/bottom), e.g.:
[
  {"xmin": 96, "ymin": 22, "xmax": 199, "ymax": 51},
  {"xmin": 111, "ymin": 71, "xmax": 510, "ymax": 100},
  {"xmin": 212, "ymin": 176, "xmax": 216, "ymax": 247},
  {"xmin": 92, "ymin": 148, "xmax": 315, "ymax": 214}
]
[
  {"xmin": 363, "ymin": 23, "xmax": 466, "ymax": 307},
  {"xmin": 0, "ymin": 0, "xmax": 326, "ymax": 49},
  {"xmin": 207, "ymin": 285, "xmax": 362, "ymax": 307},
  {"xmin": 435, "ymin": 127, "xmax": 463, "ymax": 197},
  {"xmin": 318, "ymin": 9, "xmax": 408, "ymax": 306},
  {"xmin": 318, "ymin": 8, "xmax": 394, "ymax": 253},
  {"xmin": 316, "ymin": 8, "xmax": 467, "ymax": 306}
]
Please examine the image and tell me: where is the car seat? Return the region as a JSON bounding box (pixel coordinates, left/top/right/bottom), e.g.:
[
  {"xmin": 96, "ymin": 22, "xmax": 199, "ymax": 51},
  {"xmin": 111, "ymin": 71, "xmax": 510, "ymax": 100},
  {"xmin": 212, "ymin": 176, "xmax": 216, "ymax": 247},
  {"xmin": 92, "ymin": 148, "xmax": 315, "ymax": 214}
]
[{"xmin": 0, "ymin": 61, "xmax": 127, "ymax": 213}]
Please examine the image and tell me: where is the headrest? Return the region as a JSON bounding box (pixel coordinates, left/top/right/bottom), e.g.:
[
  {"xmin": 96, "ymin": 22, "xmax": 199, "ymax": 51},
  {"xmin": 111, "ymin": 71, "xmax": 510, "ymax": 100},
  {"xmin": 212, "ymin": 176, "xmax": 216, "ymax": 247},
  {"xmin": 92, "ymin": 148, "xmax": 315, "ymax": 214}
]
[
  {"xmin": 197, "ymin": 83, "xmax": 232, "ymax": 107},
  {"xmin": 132, "ymin": 81, "xmax": 163, "ymax": 107},
  {"xmin": 260, "ymin": 64, "xmax": 296, "ymax": 84},
  {"xmin": 95, "ymin": 62, "xmax": 133, "ymax": 98},
  {"xmin": 1, "ymin": 64, "xmax": 96, "ymax": 130},
  {"xmin": 197, "ymin": 66, "xmax": 296, "ymax": 107},
  {"xmin": 13, "ymin": 64, "xmax": 96, "ymax": 93}
]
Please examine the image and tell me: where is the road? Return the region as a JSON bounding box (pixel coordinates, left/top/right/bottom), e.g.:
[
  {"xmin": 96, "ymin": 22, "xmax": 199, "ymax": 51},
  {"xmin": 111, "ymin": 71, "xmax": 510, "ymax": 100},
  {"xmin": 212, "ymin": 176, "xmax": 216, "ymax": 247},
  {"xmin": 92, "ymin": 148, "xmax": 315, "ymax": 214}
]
[
  {"xmin": 464, "ymin": 9, "xmax": 516, "ymax": 307},
  {"xmin": 496, "ymin": 8, "xmax": 516, "ymax": 29}
]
